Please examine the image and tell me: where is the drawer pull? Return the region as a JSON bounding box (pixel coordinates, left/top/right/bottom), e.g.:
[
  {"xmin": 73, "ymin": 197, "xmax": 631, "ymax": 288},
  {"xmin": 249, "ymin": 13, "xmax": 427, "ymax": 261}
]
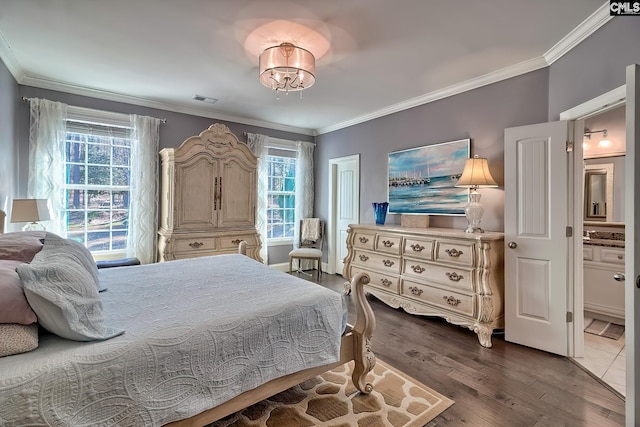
[
  {"xmin": 443, "ymin": 295, "xmax": 462, "ymax": 306},
  {"xmin": 359, "ymin": 236, "xmax": 369, "ymax": 243},
  {"xmin": 382, "ymin": 240, "xmax": 395, "ymax": 247},
  {"xmin": 409, "ymin": 286, "xmax": 423, "ymax": 296},
  {"xmin": 189, "ymin": 241, "xmax": 204, "ymax": 249},
  {"xmin": 410, "ymin": 244, "xmax": 425, "ymax": 252},
  {"xmin": 445, "ymin": 248, "xmax": 463, "ymax": 258},
  {"xmin": 618, "ymin": 255, "xmax": 624, "ymax": 260},
  {"xmin": 445, "ymin": 272, "xmax": 463, "ymax": 282},
  {"xmin": 231, "ymin": 239, "xmax": 242, "ymax": 245},
  {"xmin": 380, "ymin": 278, "xmax": 392, "ymax": 287},
  {"xmin": 382, "ymin": 259, "xmax": 395, "ymax": 267},
  {"xmin": 411, "ymin": 265, "xmax": 425, "ymax": 274},
  {"xmin": 359, "ymin": 254, "xmax": 370, "ymax": 262}
]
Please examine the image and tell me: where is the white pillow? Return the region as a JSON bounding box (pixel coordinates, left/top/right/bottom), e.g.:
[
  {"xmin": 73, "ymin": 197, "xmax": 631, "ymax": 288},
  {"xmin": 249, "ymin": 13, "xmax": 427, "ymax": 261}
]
[
  {"xmin": 17, "ymin": 249, "xmax": 123, "ymax": 342},
  {"xmin": 41, "ymin": 232, "xmax": 101, "ymax": 290}
]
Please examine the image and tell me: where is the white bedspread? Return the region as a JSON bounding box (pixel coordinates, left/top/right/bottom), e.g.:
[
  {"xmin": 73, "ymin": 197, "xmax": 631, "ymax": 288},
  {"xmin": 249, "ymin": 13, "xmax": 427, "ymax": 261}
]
[{"xmin": 0, "ymin": 255, "xmax": 345, "ymax": 426}]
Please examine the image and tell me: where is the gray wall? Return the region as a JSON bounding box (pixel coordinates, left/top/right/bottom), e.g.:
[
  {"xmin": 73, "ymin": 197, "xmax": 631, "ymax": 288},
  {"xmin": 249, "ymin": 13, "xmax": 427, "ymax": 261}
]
[
  {"xmin": 315, "ymin": 69, "xmax": 550, "ymax": 233},
  {"xmin": 548, "ymin": 17, "xmax": 640, "ymax": 120},
  {"xmin": 0, "ymin": 57, "xmax": 19, "ymax": 230}
]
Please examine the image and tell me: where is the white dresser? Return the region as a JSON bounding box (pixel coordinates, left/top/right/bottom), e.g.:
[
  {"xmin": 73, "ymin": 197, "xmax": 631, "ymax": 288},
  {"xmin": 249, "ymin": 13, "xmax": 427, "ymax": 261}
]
[{"xmin": 343, "ymin": 224, "xmax": 504, "ymax": 347}]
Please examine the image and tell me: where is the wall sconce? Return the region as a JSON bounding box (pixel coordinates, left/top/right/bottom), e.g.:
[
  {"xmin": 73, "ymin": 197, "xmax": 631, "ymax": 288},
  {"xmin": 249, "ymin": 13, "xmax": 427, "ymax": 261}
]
[
  {"xmin": 10, "ymin": 199, "xmax": 51, "ymax": 231},
  {"xmin": 583, "ymin": 129, "xmax": 610, "ymax": 148},
  {"xmin": 455, "ymin": 156, "xmax": 498, "ymax": 233}
]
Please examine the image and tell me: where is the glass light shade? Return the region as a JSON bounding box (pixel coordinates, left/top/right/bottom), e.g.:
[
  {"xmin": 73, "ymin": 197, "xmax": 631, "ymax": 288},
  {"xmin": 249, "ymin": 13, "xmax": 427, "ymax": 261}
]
[{"xmin": 259, "ymin": 43, "xmax": 316, "ymax": 92}]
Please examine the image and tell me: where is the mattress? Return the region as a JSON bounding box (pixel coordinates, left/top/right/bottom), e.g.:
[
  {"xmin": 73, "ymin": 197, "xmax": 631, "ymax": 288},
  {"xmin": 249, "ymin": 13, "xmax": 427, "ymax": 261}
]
[{"xmin": 0, "ymin": 254, "xmax": 345, "ymax": 426}]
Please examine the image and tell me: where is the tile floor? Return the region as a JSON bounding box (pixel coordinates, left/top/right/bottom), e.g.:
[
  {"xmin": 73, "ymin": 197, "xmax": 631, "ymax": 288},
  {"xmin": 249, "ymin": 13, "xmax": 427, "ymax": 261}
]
[{"xmin": 572, "ymin": 318, "xmax": 626, "ymax": 397}]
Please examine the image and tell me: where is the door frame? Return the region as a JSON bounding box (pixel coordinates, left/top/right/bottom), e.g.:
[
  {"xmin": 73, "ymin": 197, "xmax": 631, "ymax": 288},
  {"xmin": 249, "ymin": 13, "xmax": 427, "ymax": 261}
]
[
  {"xmin": 559, "ymin": 84, "xmax": 626, "ymax": 358},
  {"xmin": 327, "ymin": 154, "xmax": 360, "ymax": 275}
]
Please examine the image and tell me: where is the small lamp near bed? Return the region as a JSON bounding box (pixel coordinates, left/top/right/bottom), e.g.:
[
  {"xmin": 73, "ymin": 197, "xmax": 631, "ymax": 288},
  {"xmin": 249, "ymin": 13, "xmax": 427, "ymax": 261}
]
[
  {"xmin": 455, "ymin": 156, "xmax": 497, "ymax": 233},
  {"xmin": 10, "ymin": 199, "xmax": 51, "ymax": 231}
]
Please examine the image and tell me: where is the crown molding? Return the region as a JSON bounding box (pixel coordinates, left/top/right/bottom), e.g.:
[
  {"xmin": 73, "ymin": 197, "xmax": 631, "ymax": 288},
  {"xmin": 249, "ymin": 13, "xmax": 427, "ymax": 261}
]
[
  {"xmin": 316, "ymin": 56, "xmax": 548, "ymax": 135},
  {"xmin": 18, "ymin": 75, "xmax": 315, "ymax": 136},
  {"xmin": 544, "ymin": 2, "xmax": 613, "ymax": 65},
  {"xmin": 0, "ymin": 29, "xmax": 25, "ymax": 82}
]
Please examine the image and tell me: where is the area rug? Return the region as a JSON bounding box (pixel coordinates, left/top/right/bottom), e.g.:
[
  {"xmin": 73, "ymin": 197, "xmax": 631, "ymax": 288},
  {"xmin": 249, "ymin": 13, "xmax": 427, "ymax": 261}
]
[
  {"xmin": 585, "ymin": 319, "xmax": 625, "ymax": 340},
  {"xmin": 208, "ymin": 359, "xmax": 454, "ymax": 427}
]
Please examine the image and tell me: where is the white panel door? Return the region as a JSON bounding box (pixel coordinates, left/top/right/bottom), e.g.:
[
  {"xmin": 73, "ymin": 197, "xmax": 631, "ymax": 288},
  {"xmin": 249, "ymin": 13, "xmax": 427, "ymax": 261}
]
[
  {"xmin": 504, "ymin": 121, "xmax": 570, "ymax": 356},
  {"xmin": 329, "ymin": 155, "xmax": 360, "ymax": 275},
  {"xmin": 625, "ymin": 64, "xmax": 639, "ymax": 425}
]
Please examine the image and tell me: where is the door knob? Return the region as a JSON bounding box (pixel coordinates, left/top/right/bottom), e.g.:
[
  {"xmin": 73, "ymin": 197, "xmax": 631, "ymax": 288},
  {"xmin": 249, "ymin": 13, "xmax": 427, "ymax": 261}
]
[
  {"xmin": 613, "ymin": 273, "xmax": 625, "ymax": 282},
  {"xmin": 508, "ymin": 242, "xmax": 517, "ymax": 249}
]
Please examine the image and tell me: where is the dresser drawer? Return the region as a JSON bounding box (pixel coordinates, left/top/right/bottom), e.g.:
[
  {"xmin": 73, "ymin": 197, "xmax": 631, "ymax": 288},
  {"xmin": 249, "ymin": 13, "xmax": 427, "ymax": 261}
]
[
  {"xmin": 402, "ymin": 261, "xmax": 474, "ymax": 292},
  {"xmin": 352, "ymin": 250, "xmax": 401, "ymax": 275},
  {"xmin": 350, "ymin": 266, "xmax": 399, "ymax": 293},
  {"xmin": 218, "ymin": 234, "xmax": 258, "ymax": 250},
  {"xmin": 401, "ymin": 279, "xmax": 475, "ymax": 317},
  {"xmin": 375, "ymin": 234, "xmax": 402, "ymax": 255},
  {"xmin": 353, "ymin": 231, "xmax": 376, "ymax": 250},
  {"xmin": 435, "ymin": 240, "xmax": 475, "ymax": 266},
  {"xmin": 403, "ymin": 238, "xmax": 434, "ymax": 260},
  {"xmin": 173, "ymin": 237, "xmax": 217, "ymax": 252},
  {"xmin": 600, "ymin": 248, "xmax": 625, "ymax": 265}
]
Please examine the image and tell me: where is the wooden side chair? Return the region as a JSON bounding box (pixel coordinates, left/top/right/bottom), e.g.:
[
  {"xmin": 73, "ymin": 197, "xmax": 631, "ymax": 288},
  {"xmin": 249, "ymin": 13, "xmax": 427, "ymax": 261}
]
[{"xmin": 288, "ymin": 219, "xmax": 324, "ymax": 279}]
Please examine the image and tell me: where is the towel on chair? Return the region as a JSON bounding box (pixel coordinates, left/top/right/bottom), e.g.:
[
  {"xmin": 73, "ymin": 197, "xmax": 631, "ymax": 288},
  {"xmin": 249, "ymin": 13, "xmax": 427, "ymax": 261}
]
[{"xmin": 301, "ymin": 218, "xmax": 320, "ymax": 242}]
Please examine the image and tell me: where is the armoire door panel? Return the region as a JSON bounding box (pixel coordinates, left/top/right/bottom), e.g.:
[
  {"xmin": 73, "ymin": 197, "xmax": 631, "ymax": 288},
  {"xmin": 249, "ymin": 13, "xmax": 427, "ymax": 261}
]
[
  {"xmin": 176, "ymin": 157, "xmax": 217, "ymax": 228},
  {"xmin": 218, "ymin": 159, "xmax": 256, "ymax": 228}
]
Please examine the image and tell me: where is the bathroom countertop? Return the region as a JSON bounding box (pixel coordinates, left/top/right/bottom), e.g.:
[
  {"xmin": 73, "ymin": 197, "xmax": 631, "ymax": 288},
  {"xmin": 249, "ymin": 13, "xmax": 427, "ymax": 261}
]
[
  {"xmin": 583, "ymin": 238, "xmax": 625, "ymax": 248},
  {"xmin": 582, "ymin": 231, "xmax": 625, "ymax": 248}
]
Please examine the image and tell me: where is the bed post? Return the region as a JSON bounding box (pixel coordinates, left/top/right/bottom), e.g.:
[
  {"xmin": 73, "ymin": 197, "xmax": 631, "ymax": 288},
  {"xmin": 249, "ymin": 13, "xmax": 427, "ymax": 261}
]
[
  {"xmin": 237, "ymin": 240, "xmax": 247, "ymax": 255},
  {"xmin": 349, "ymin": 272, "xmax": 376, "ymax": 394}
]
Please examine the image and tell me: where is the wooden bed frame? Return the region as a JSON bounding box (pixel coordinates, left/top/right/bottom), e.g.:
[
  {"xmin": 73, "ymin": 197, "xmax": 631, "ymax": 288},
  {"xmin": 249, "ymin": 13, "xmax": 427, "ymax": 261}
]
[{"xmin": 166, "ymin": 242, "xmax": 376, "ymax": 426}]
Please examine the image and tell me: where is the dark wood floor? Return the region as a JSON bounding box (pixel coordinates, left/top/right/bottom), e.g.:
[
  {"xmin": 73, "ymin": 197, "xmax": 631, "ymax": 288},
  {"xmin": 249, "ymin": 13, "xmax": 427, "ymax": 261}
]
[{"xmin": 300, "ymin": 271, "xmax": 625, "ymax": 427}]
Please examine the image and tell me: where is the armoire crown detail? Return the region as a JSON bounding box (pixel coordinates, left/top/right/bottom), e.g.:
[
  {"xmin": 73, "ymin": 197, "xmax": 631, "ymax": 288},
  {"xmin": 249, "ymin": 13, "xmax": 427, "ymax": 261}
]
[{"xmin": 158, "ymin": 124, "xmax": 263, "ymax": 262}]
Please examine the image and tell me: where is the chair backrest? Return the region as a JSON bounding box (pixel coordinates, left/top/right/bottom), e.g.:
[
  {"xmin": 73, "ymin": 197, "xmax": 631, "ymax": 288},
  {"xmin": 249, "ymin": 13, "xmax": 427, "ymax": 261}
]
[{"xmin": 299, "ymin": 219, "xmax": 324, "ymax": 250}]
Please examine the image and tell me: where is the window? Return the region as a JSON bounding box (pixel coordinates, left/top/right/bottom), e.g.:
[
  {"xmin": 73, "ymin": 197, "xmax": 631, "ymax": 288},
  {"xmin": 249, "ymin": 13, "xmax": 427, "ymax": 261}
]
[
  {"xmin": 266, "ymin": 152, "xmax": 296, "ymax": 241},
  {"xmin": 64, "ymin": 122, "xmax": 132, "ymax": 253}
]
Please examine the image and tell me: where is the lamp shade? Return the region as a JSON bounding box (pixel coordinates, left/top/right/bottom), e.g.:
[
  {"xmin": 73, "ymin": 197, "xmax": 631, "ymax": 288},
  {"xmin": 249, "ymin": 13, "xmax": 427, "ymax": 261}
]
[
  {"xmin": 455, "ymin": 156, "xmax": 498, "ymax": 188},
  {"xmin": 259, "ymin": 42, "xmax": 316, "ymax": 92},
  {"xmin": 10, "ymin": 199, "xmax": 51, "ymax": 223}
]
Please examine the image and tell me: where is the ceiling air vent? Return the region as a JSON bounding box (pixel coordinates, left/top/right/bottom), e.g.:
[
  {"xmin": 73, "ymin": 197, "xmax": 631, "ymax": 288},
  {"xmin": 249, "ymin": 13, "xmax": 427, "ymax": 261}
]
[{"xmin": 192, "ymin": 95, "xmax": 218, "ymax": 104}]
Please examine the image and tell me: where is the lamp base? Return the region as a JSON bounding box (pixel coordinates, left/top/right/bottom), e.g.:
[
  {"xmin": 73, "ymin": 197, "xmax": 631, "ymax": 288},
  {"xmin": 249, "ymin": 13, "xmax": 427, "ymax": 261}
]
[
  {"xmin": 22, "ymin": 222, "xmax": 46, "ymax": 232},
  {"xmin": 464, "ymin": 190, "xmax": 485, "ymax": 234}
]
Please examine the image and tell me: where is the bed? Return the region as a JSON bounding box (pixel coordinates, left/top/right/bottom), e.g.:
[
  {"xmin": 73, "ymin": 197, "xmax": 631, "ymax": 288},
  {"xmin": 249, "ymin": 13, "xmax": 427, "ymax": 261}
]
[{"xmin": 0, "ymin": 227, "xmax": 376, "ymax": 426}]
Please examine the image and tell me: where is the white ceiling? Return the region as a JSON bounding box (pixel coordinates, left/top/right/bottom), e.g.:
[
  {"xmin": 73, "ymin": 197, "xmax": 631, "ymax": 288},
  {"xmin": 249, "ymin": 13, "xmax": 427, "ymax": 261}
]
[{"xmin": 0, "ymin": 0, "xmax": 609, "ymax": 135}]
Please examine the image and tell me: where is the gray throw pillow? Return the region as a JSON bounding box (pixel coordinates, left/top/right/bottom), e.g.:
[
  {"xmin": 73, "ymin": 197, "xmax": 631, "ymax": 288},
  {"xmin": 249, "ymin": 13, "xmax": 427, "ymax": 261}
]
[
  {"xmin": 41, "ymin": 232, "xmax": 101, "ymax": 291},
  {"xmin": 17, "ymin": 249, "xmax": 123, "ymax": 342}
]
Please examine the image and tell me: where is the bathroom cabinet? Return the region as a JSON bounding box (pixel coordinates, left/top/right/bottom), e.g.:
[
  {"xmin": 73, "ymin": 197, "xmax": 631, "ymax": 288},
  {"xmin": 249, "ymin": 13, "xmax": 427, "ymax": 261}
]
[{"xmin": 583, "ymin": 243, "xmax": 625, "ymax": 322}]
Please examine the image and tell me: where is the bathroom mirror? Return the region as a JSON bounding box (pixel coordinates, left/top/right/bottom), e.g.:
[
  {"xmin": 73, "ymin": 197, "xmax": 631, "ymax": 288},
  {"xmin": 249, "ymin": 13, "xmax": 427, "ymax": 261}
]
[{"xmin": 584, "ymin": 163, "xmax": 614, "ymax": 222}]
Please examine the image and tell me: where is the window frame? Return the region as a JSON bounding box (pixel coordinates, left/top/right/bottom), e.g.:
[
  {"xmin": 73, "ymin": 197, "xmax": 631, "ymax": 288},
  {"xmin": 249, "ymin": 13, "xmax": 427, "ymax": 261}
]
[
  {"xmin": 63, "ymin": 107, "xmax": 133, "ymax": 259},
  {"xmin": 265, "ymin": 139, "xmax": 298, "ymax": 244}
]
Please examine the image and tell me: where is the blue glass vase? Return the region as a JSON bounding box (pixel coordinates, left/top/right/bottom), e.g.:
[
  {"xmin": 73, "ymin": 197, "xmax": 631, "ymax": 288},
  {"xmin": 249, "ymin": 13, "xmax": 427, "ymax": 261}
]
[{"xmin": 372, "ymin": 202, "xmax": 389, "ymax": 225}]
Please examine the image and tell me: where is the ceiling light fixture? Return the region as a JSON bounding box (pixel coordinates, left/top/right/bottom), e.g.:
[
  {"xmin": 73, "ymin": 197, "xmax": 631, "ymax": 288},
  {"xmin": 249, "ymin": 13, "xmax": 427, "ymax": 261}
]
[{"xmin": 259, "ymin": 42, "xmax": 315, "ymax": 99}]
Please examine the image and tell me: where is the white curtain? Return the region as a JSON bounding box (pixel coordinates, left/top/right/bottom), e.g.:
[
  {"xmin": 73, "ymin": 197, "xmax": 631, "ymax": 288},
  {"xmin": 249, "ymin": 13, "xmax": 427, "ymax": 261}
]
[
  {"xmin": 246, "ymin": 132, "xmax": 269, "ymax": 264},
  {"xmin": 27, "ymin": 98, "xmax": 68, "ymax": 237},
  {"xmin": 293, "ymin": 140, "xmax": 315, "ymax": 269},
  {"xmin": 128, "ymin": 114, "xmax": 162, "ymax": 264}
]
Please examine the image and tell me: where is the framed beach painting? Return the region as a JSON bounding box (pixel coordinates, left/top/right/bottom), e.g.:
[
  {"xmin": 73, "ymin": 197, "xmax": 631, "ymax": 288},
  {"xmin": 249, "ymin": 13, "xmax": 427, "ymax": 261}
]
[{"xmin": 388, "ymin": 139, "xmax": 470, "ymax": 215}]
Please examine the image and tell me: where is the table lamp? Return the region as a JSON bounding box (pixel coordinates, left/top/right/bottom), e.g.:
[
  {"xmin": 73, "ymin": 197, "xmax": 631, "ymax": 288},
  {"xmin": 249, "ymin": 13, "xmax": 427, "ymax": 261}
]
[
  {"xmin": 10, "ymin": 199, "xmax": 51, "ymax": 231},
  {"xmin": 455, "ymin": 156, "xmax": 498, "ymax": 233}
]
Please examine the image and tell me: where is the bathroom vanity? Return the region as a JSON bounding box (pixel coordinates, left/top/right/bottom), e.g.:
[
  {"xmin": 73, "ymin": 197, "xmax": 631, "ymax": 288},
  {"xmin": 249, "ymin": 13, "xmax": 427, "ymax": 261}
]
[{"xmin": 583, "ymin": 232, "xmax": 625, "ymax": 323}]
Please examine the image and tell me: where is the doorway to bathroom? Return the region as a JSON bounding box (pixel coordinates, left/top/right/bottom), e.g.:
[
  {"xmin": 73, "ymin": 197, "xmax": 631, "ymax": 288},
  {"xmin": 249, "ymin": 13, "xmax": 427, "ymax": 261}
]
[{"xmin": 574, "ymin": 104, "xmax": 626, "ymax": 397}]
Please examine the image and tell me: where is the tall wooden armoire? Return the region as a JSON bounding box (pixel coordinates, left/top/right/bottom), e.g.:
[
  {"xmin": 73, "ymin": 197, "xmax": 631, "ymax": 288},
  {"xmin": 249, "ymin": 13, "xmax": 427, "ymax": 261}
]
[{"xmin": 158, "ymin": 123, "xmax": 262, "ymax": 262}]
